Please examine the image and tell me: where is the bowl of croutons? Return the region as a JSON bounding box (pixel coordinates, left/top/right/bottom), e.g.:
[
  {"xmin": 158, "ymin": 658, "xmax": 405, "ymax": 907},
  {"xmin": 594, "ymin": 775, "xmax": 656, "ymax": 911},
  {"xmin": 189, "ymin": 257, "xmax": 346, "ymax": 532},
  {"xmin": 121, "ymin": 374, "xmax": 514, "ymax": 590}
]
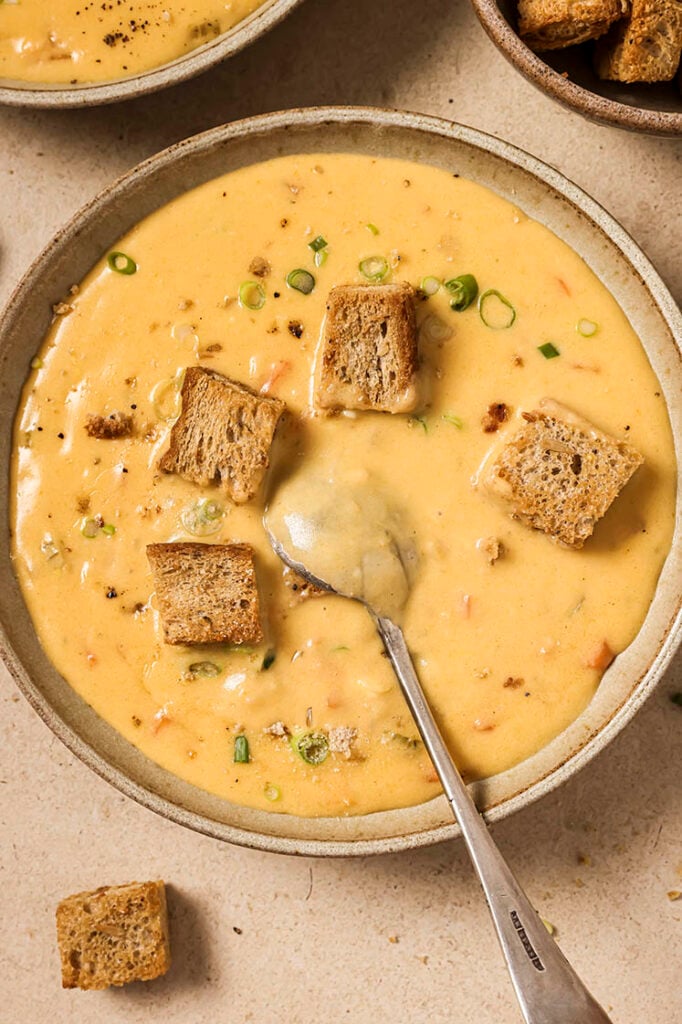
[{"xmin": 470, "ymin": 0, "xmax": 682, "ymax": 135}]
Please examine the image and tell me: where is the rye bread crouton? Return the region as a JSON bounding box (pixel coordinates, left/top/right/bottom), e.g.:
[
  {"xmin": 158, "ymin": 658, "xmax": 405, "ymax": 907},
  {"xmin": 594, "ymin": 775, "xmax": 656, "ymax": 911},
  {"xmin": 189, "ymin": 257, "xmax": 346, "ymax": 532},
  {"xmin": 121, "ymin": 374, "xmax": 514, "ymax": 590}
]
[
  {"xmin": 478, "ymin": 399, "xmax": 643, "ymax": 549},
  {"xmin": 316, "ymin": 283, "xmax": 419, "ymax": 414},
  {"xmin": 56, "ymin": 880, "xmax": 170, "ymax": 990},
  {"xmin": 147, "ymin": 541, "xmax": 263, "ymax": 645},
  {"xmin": 595, "ymin": 0, "xmax": 682, "ymax": 82},
  {"xmin": 158, "ymin": 366, "xmax": 284, "ymax": 504},
  {"xmin": 85, "ymin": 410, "xmax": 133, "ymax": 439},
  {"xmin": 518, "ymin": 0, "xmax": 627, "ymax": 50}
]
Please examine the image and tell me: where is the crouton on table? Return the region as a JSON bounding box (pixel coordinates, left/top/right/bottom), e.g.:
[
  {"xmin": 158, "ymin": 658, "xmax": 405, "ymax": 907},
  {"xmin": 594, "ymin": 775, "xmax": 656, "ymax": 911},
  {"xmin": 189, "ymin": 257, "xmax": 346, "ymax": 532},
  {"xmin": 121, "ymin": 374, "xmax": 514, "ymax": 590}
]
[
  {"xmin": 56, "ymin": 880, "xmax": 170, "ymax": 990},
  {"xmin": 147, "ymin": 541, "xmax": 263, "ymax": 646},
  {"xmin": 316, "ymin": 283, "xmax": 419, "ymax": 414},
  {"xmin": 478, "ymin": 399, "xmax": 643, "ymax": 549},
  {"xmin": 595, "ymin": 0, "xmax": 682, "ymax": 82},
  {"xmin": 518, "ymin": 0, "xmax": 627, "ymax": 50},
  {"xmin": 158, "ymin": 366, "xmax": 284, "ymax": 504}
]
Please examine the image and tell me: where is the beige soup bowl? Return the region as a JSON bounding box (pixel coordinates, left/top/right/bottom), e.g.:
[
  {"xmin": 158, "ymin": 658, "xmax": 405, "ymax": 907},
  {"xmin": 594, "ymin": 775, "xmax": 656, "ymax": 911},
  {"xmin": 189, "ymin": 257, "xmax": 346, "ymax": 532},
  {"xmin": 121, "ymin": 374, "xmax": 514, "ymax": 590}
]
[
  {"xmin": 0, "ymin": 0, "xmax": 304, "ymax": 108},
  {"xmin": 0, "ymin": 108, "xmax": 680, "ymax": 855}
]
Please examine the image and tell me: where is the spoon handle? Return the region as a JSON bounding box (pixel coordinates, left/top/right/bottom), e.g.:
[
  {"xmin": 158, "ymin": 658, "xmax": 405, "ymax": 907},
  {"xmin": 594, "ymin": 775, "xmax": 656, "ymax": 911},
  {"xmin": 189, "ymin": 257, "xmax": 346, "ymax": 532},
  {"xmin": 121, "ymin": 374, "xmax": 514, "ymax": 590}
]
[{"xmin": 375, "ymin": 615, "xmax": 614, "ymax": 1024}]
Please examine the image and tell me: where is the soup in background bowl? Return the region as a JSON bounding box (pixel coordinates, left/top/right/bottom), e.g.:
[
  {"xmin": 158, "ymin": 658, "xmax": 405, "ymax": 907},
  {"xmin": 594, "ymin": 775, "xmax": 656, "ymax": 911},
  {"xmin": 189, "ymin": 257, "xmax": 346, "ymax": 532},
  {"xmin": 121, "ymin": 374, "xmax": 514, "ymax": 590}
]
[{"xmin": 1, "ymin": 108, "xmax": 680, "ymax": 855}]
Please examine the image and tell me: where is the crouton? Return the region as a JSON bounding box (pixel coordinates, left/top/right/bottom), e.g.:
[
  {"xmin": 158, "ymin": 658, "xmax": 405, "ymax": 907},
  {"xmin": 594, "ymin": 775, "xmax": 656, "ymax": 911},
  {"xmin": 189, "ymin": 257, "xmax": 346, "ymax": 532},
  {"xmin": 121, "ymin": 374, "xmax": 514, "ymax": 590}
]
[
  {"xmin": 595, "ymin": 1, "xmax": 682, "ymax": 82},
  {"xmin": 316, "ymin": 283, "xmax": 419, "ymax": 414},
  {"xmin": 147, "ymin": 541, "xmax": 263, "ymax": 645},
  {"xmin": 477, "ymin": 399, "xmax": 643, "ymax": 549},
  {"xmin": 328, "ymin": 725, "xmax": 358, "ymax": 759},
  {"xmin": 85, "ymin": 410, "xmax": 133, "ymax": 439},
  {"xmin": 56, "ymin": 880, "xmax": 170, "ymax": 990},
  {"xmin": 518, "ymin": 0, "xmax": 627, "ymax": 50},
  {"xmin": 158, "ymin": 367, "xmax": 284, "ymax": 504}
]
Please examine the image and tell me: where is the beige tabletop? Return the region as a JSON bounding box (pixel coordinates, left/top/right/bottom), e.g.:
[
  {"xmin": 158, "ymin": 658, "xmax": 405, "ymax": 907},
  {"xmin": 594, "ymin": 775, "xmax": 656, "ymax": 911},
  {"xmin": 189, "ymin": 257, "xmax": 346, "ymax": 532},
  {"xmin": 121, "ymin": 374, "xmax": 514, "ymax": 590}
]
[{"xmin": 1, "ymin": 2, "xmax": 681, "ymax": 1022}]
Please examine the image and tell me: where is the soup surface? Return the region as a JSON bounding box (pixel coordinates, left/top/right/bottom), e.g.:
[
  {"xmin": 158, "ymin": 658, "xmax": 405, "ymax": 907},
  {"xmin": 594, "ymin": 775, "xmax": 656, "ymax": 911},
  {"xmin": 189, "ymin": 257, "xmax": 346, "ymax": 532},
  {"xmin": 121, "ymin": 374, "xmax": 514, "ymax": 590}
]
[
  {"xmin": 11, "ymin": 154, "xmax": 676, "ymax": 817},
  {"xmin": 0, "ymin": 1, "xmax": 263, "ymax": 85}
]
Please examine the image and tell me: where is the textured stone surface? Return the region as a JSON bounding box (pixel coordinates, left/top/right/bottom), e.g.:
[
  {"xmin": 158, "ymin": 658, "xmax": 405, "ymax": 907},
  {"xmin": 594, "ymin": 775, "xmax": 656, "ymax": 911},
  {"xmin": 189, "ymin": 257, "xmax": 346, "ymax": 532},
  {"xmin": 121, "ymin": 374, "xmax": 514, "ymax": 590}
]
[{"xmin": 1, "ymin": 1, "xmax": 680, "ymax": 1021}]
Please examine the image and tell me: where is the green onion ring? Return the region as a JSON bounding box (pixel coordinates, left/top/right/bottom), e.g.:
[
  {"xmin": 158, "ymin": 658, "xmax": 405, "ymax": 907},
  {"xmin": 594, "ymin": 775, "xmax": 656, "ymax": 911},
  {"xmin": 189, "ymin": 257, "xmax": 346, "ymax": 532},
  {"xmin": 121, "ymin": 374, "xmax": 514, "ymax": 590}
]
[
  {"xmin": 445, "ymin": 274, "xmax": 478, "ymax": 312},
  {"xmin": 286, "ymin": 268, "xmax": 316, "ymax": 294},
  {"xmin": 359, "ymin": 256, "xmax": 389, "ymax": 282},
  {"xmin": 239, "ymin": 281, "xmax": 266, "ymax": 310},
  {"xmin": 577, "ymin": 318, "xmax": 599, "ymax": 338},
  {"xmin": 478, "ymin": 289, "xmax": 516, "ymax": 329},
  {"xmin": 291, "ymin": 731, "xmax": 329, "ymax": 765},
  {"xmin": 420, "ymin": 276, "xmax": 441, "ymax": 296},
  {"xmin": 107, "ymin": 251, "xmax": 137, "ymax": 275}
]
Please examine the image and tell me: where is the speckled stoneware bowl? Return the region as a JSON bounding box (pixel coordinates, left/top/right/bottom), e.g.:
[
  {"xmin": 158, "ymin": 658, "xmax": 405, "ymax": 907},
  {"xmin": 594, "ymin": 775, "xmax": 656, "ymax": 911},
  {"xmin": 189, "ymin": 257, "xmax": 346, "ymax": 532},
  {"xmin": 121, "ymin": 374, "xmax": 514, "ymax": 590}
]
[
  {"xmin": 0, "ymin": 0, "xmax": 303, "ymax": 108},
  {"xmin": 470, "ymin": 0, "xmax": 682, "ymax": 136},
  {"xmin": 1, "ymin": 108, "xmax": 680, "ymax": 856}
]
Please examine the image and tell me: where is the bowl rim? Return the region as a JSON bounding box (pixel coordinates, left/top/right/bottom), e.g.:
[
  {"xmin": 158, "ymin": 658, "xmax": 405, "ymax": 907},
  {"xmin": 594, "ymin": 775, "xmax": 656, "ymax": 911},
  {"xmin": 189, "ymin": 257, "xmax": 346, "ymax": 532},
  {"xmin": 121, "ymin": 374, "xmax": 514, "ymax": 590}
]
[
  {"xmin": 0, "ymin": 0, "xmax": 305, "ymax": 108},
  {"xmin": 469, "ymin": 0, "xmax": 682, "ymax": 136},
  {"xmin": 1, "ymin": 105, "xmax": 681, "ymax": 856}
]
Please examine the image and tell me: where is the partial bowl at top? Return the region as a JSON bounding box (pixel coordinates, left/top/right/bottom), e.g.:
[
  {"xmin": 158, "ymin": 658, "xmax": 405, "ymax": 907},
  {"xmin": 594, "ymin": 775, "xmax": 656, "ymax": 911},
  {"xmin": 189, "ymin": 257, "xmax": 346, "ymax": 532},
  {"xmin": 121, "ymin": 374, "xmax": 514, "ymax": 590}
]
[
  {"xmin": 0, "ymin": 0, "xmax": 303, "ymax": 108},
  {"xmin": 470, "ymin": 0, "xmax": 682, "ymax": 136},
  {"xmin": 0, "ymin": 107, "xmax": 681, "ymax": 856}
]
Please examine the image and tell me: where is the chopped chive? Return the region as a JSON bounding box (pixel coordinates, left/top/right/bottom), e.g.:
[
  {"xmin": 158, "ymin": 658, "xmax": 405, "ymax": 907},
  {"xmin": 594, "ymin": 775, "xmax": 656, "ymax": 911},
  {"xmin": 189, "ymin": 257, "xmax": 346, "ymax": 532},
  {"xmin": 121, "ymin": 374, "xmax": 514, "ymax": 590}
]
[
  {"xmin": 262, "ymin": 650, "xmax": 276, "ymax": 671},
  {"xmin": 264, "ymin": 783, "xmax": 281, "ymax": 801},
  {"xmin": 331, "ymin": 644, "xmax": 350, "ymax": 652},
  {"xmin": 308, "ymin": 235, "xmax": 328, "ymax": 252},
  {"xmin": 286, "ymin": 268, "xmax": 315, "ymax": 294},
  {"xmin": 670, "ymin": 692, "xmax": 682, "ymax": 707},
  {"xmin": 188, "ymin": 661, "xmax": 221, "ymax": 678},
  {"xmin": 314, "ymin": 249, "xmax": 328, "ymax": 268},
  {"xmin": 445, "ymin": 274, "xmax": 478, "ymax": 312},
  {"xmin": 80, "ymin": 518, "xmax": 100, "ymax": 539},
  {"xmin": 102, "ymin": 523, "xmax": 116, "ymax": 536},
  {"xmin": 238, "ymin": 280, "xmax": 266, "ymax": 310},
  {"xmin": 359, "ymin": 255, "xmax": 389, "ymax": 282},
  {"xmin": 366, "ymin": 223, "xmax": 380, "ymax": 235},
  {"xmin": 538, "ymin": 342, "xmax": 560, "ymax": 360},
  {"xmin": 30, "ymin": 356, "xmax": 44, "ymax": 370},
  {"xmin": 577, "ymin": 318, "xmax": 599, "ymax": 338},
  {"xmin": 420, "ymin": 276, "xmax": 441, "ymax": 296},
  {"xmin": 478, "ymin": 289, "xmax": 516, "ymax": 328},
  {"xmin": 151, "ymin": 370, "xmax": 184, "ymax": 422},
  {"xmin": 410, "ymin": 416, "xmax": 428, "ymax": 433},
  {"xmin": 291, "ymin": 731, "xmax": 329, "ymax": 765},
  {"xmin": 442, "ymin": 413, "xmax": 463, "ymax": 429},
  {"xmin": 107, "ymin": 251, "xmax": 137, "ymax": 276},
  {"xmin": 234, "ymin": 734, "xmax": 250, "ymax": 763},
  {"xmin": 181, "ymin": 498, "xmax": 224, "ymax": 537}
]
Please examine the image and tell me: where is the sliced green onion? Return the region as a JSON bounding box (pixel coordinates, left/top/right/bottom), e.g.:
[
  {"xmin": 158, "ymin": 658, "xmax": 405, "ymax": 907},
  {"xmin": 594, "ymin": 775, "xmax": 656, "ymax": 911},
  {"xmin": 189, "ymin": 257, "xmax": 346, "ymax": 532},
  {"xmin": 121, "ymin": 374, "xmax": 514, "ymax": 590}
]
[
  {"xmin": 420, "ymin": 313, "xmax": 453, "ymax": 344},
  {"xmin": 366, "ymin": 223, "xmax": 380, "ymax": 235},
  {"xmin": 420, "ymin": 276, "xmax": 441, "ymax": 296},
  {"xmin": 442, "ymin": 413, "xmax": 463, "ymax": 429},
  {"xmin": 286, "ymin": 268, "xmax": 315, "ymax": 294},
  {"xmin": 234, "ymin": 734, "xmax": 250, "ymax": 763},
  {"xmin": 359, "ymin": 256, "xmax": 389, "ymax": 282},
  {"xmin": 308, "ymin": 235, "xmax": 328, "ymax": 253},
  {"xmin": 314, "ymin": 249, "xmax": 328, "ymax": 268},
  {"xmin": 331, "ymin": 645, "xmax": 350, "ymax": 652},
  {"xmin": 264, "ymin": 783, "xmax": 281, "ymax": 802},
  {"xmin": 262, "ymin": 650, "xmax": 276, "ymax": 671},
  {"xmin": 384, "ymin": 730, "xmax": 420, "ymax": 750},
  {"xmin": 445, "ymin": 274, "xmax": 478, "ymax": 312},
  {"xmin": 538, "ymin": 342, "xmax": 560, "ymax": 360},
  {"xmin": 180, "ymin": 498, "xmax": 224, "ymax": 537},
  {"xmin": 291, "ymin": 731, "xmax": 329, "ymax": 765},
  {"xmin": 410, "ymin": 416, "xmax": 428, "ymax": 433},
  {"xmin": 107, "ymin": 251, "xmax": 137, "ymax": 276},
  {"xmin": 577, "ymin": 318, "xmax": 599, "ymax": 338},
  {"xmin": 80, "ymin": 517, "xmax": 100, "ymax": 539},
  {"xmin": 478, "ymin": 289, "xmax": 516, "ymax": 329},
  {"xmin": 189, "ymin": 661, "xmax": 221, "ymax": 678},
  {"xmin": 151, "ymin": 370, "xmax": 184, "ymax": 421},
  {"xmin": 101, "ymin": 523, "xmax": 116, "ymax": 536},
  {"xmin": 239, "ymin": 280, "xmax": 266, "ymax": 310},
  {"xmin": 40, "ymin": 534, "xmax": 61, "ymax": 561},
  {"xmin": 30, "ymin": 356, "xmax": 44, "ymax": 370}
]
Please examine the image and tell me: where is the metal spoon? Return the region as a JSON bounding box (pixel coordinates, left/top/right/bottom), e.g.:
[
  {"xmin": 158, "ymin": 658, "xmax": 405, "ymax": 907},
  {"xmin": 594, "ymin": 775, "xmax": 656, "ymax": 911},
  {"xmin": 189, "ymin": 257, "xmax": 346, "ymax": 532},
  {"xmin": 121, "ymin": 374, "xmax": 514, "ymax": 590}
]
[{"xmin": 266, "ymin": 527, "xmax": 614, "ymax": 1024}]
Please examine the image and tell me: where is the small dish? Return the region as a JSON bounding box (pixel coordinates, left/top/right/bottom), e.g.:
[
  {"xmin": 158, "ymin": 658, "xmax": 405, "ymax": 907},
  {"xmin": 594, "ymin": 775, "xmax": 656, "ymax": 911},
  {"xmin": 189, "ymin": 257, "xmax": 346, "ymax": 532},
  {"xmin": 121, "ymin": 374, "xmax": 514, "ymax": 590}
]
[
  {"xmin": 470, "ymin": 0, "xmax": 682, "ymax": 136},
  {"xmin": 0, "ymin": 0, "xmax": 304, "ymax": 109},
  {"xmin": 0, "ymin": 107, "xmax": 680, "ymax": 855}
]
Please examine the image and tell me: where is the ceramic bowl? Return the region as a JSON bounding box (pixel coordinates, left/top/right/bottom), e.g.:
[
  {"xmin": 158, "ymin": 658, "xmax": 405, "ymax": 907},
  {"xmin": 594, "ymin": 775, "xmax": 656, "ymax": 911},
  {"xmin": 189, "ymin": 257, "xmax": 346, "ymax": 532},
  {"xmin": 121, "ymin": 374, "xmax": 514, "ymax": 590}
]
[
  {"xmin": 470, "ymin": 0, "xmax": 682, "ymax": 136},
  {"xmin": 0, "ymin": 0, "xmax": 304, "ymax": 108},
  {"xmin": 1, "ymin": 107, "xmax": 680, "ymax": 856}
]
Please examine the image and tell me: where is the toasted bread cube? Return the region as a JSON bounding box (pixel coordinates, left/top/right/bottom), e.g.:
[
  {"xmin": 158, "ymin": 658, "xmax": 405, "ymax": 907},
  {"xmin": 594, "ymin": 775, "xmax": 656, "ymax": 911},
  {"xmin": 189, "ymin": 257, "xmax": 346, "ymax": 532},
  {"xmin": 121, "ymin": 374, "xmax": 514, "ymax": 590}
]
[
  {"xmin": 518, "ymin": 0, "xmax": 627, "ymax": 50},
  {"xmin": 56, "ymin": 880, "xmax": 170, "ymax": 990},
  {"xmin": 158, "ymin": 366, "xmax": 284, "ymax": 504},
  {"xmin": 595, "ymin": 0, "xmax": 682, "ymax": 82},
  {"xmin": 316, "ymin": 283, "xmax": 419, "ymax": 414},
  {"xmin": 478, "ymin": 399, "xmax": 643, "ymax": 549},
  {"xmin": 85, "ymin": 410, "xmax": 133, "ymax": 439},
  {"xmin": 147, "ymin": 541, "xmax": 263, "ymax": 646}
]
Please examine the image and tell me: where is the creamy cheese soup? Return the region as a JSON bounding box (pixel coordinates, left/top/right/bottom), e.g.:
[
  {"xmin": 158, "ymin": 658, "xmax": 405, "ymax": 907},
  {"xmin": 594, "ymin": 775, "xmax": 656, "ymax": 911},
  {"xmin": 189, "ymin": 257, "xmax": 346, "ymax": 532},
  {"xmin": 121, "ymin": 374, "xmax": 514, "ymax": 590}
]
[
  {"xmin": 0, "ymin": 1, "xmax": 263, "ymax": 85},
  {"xmin": 11, "ymin": 154, "xmax": 676, "ymax": 817}
]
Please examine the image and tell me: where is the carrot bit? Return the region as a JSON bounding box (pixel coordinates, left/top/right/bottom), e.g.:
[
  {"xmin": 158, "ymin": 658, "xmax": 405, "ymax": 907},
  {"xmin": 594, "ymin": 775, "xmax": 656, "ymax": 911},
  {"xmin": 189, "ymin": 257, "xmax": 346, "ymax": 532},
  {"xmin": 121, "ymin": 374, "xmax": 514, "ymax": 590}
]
[
  {"xmin": 85, "ymin": 652, "xmax": 97, "ymax": 668},
  {"xmin": 585, "ymin": 640, "xmax": 615, "ymax": 672}
]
